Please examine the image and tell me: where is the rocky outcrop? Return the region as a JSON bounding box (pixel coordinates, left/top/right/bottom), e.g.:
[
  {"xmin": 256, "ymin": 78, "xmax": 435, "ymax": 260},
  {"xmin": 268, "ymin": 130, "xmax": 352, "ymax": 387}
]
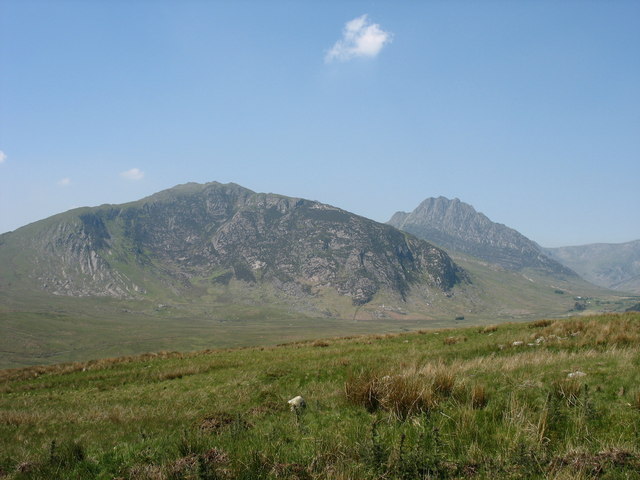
[
  {"xmin": 0, "ymin": 182, "xmax": 467, "ymax": 306},
  {"xmin": 26, "ymin": 217, "xmax": 141, "ymax": 297}
]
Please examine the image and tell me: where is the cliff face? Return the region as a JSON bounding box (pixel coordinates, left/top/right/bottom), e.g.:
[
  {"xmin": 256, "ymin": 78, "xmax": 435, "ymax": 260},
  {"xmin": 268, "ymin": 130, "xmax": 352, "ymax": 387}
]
[
  {"xmin": 389, "ymin": 197, "xmax": 575, "ymax": 276},
  {"xmin": 0, "ymin": 182, "xmax": 466, "ymax": 306}
]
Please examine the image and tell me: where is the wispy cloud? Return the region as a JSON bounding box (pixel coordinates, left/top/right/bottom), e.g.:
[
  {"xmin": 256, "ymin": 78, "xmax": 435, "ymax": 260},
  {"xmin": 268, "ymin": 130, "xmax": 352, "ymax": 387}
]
[
  {"xmin": 120, "ymin": 168, "xmax": 144, "ymax": 181},
  {"xmin": 57, "ymin": 177, "xmax": 71, "ymax": 187},
  {"xmin": 0, "ymin": 151, "xmax": 6, "ymax": 164},
  {"xmin": 325, "ymin": 14, "xmax": 392, "ymax": 63}
]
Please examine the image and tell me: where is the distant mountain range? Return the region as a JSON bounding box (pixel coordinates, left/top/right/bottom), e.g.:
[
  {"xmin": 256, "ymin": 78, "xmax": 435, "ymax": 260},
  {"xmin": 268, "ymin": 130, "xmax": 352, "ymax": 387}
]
[
  {"xmin": 545, "ymin": 241, "xmax": 640, "ymax": 294},
  {"xmin": 388, "ymin": 196, "xmax": 575, "ymax": 277},
  {"xmin": 2, "ymin": 182, "xmax": 634, "ymax": 368}
]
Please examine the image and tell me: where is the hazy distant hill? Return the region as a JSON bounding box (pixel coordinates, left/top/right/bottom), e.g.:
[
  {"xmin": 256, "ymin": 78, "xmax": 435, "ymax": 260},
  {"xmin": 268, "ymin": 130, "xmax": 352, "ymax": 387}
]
[
  {"xmin": 0, "ymin": 182, "xmax": 465, "ymax": 309},
  {"xmin": 545, "ymin": 240, "xmax": 640, "ymax": 294},
  {"xmin": 388, "ymin": 196, "xmax": 574, "ymax": 277}
]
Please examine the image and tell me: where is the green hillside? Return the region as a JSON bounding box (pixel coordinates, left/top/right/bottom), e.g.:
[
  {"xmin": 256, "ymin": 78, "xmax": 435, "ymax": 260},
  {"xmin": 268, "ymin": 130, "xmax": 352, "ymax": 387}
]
[
  {"xmin": 2, "ymin": 313, "xmax": 640, "ymax": 479},
  {"xmin": 1, "ymin": 247, "xmax": 634, "ymax": 370}
]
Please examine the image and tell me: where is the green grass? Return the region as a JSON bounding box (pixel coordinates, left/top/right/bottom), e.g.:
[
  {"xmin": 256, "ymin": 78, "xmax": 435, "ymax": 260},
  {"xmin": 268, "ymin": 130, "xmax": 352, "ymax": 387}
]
[
  {"xmin": 2, "ymin": 247, "xmax": 637, "ymax": 370},
  {"xmin": 1, "ymin": 313, "xmax": 640, "ymax": 479}
]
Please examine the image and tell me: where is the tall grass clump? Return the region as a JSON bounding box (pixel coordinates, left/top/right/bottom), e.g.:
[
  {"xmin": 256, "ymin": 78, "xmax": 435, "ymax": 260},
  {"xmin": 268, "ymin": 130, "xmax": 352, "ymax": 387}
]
[
  {"xmin": 552, "ymin": 379, "xmax": 583, "ymax": 407},
  {"xmin": 345, "ymin": 363, "xmax": 480, "ymax": 420},
  {"xmin": 345, "ymin": 370, "xmax": 437, "ymax": 420},
  {"xmin": 471, "ymin": 384, "xmax": 489, "ymax": 409}
]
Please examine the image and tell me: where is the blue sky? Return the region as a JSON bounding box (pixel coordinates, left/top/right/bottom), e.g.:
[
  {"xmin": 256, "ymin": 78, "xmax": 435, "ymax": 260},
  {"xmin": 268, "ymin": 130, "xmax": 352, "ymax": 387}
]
[{"xmin": 1, "ymin": 1, "xmax": 638, "ymax": 247}]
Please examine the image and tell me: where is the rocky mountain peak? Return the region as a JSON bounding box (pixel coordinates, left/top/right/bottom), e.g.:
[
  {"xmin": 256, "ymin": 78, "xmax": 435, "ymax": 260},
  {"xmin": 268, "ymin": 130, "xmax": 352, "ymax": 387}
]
[{"xmin": 388, "ymin": 197, "xmax": 575, "ymax": 276}]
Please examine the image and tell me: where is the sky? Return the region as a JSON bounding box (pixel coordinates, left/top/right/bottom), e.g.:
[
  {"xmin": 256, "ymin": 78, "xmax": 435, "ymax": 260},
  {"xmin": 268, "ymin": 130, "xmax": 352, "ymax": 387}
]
[{"xmin": 0, "ymin": 1, "xmax": 638, "ymax": 248}]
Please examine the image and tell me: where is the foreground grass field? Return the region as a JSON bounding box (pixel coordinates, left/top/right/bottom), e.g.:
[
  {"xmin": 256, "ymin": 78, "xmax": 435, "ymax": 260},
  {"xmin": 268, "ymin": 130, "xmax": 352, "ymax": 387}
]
[{"xmin": 1, "ymin": 313, "xmax": 640, "ymax": 479}]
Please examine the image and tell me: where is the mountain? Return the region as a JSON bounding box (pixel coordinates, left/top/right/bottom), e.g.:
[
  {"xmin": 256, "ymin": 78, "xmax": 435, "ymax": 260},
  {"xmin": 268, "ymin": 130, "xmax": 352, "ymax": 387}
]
[
  {"xmin": 0, "ymin": 182, "xmax": 465, "ymax": 310},
  {"xmin": 2, "ymin": 184, "xmax": 634, "ymax": 368},
  {"xmin": 545, "ymin": 240, "xmax": 640, "ymax": 294},
  {"xmin": 388, "ymin": 196, "xmax": 575, "ymax": 277}
]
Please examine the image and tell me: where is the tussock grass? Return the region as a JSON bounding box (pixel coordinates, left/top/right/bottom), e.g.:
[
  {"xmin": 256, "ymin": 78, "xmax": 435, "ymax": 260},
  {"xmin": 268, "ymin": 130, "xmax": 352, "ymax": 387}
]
[
  {"xmin": 443, "ymin": 335, "xmax": 466, "ymax": 345},
  {"xmin": 471, "ymin": 384, "xmax": 488, "ymax": 409},
  {"xmin": 345, "ymin": 370, "xmax": 439, "ymax": 420},
  {"xmin": 479, "ymin": 324, "xmax": 498, "ymax": 333},
  {"xmin": 552, "ymin": 378, "xmax": 584, "ymax": 407},
  {"xmin": 1, "ymin": 313, "xmax": 640, "ymax": 479},
  {"xmin": 345, "ymin": 363, "xmax": 486, "ymax": 420}
]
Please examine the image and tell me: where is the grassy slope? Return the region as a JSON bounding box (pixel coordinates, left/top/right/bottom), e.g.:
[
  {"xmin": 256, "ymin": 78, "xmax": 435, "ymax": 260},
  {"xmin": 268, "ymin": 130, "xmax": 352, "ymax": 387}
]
[{"xmin": 1, "ymin": 313, "xmax": 640, "ymax": 479}]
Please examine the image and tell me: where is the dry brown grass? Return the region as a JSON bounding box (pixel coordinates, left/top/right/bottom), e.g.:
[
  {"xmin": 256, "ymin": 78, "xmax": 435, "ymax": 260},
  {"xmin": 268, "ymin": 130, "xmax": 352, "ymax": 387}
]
[
  {"xmin": 471, "ymin": 384, "xmax": 488, "ymax": 409},
  {"xmin": 479, "ymin": 324, "xmax": 498, "ymax": 333},
  {"xmin": 0, "ymin": 410, "xmax": 44, "ymax": 426},
  {"xmin": 538, "ymin": 313, "xmax": 640, "ymax": 347},
  {"xmin": 344, "ymin": 361, "xmax": 481, "ymax": 419},
  {"xmin": 432, "ymin": 371, "xmax": 456, "ymax": 397},
  {"xmin": 127, "ymin": 464, "xmax": 165, "ymax": 480},
  {"xmin": 443, "ymin": 336, "xmax": 466, "ymax": 345},
  {"xmin": 344, "ymin": 371, "xmax": 438, "ymax": 420},
  {"xmin": 549, "ymin": 448, "xmax": 640, "ymax": 477},
  {"xmin": 156, "ymin": 364, "xmax": 213, "ymax": 381},
  {"xmin": 0, "ymin": 351, "xmax": 190, "ymax": 384},
  {"xmin": 529, "ymin": 319, "xmax": 553, "ymax": 328},
  {"xmin": 452, "ymin": 347, "xmax": 633, "ymax": 376},
  {"xmin": 552, "ymin": 378, "xmax": 583, "ymax": 407}
]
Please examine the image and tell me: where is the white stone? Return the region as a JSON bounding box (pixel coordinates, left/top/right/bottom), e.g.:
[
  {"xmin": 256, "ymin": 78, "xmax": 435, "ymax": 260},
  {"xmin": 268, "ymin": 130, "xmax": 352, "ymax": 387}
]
[{"xmin": 287, "ymin": 395, "xmax": 306, "ymax": 410}]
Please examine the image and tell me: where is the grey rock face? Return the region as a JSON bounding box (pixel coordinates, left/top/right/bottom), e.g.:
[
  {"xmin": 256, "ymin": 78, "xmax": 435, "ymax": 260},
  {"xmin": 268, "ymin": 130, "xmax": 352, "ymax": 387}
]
[
  {"xmin": 0, "ymin": 182, "xmax": 467, "ymax": 305},
  {"xmin": 389, "ymin": 196, "xmax": 575, "ymax": 276}
]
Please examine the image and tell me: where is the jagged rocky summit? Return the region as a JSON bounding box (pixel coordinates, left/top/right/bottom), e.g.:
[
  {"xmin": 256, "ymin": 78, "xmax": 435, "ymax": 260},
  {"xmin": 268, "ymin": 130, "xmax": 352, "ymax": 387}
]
[
  {"xmin": 388, "ymin": 196, "xmax": 575, "ymax": 276},
  {"xmin": 0, "ymin": 182, "xmax": 467, "ymax": 308}
]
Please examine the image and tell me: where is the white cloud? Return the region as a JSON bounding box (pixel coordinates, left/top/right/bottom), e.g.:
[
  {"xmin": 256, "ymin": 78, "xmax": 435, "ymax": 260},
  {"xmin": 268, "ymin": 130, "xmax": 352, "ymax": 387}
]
[
  {"xmin": 0, "ymin": 151, "xmax": 6, "ymax": 164},
  {"xmin": 57, "ymin": 177, "xmax": 71, "ymax": 187},
  {"xmin": 120, "ymin": 168, "xmax": 145, "ymax": 181},
  {"xmin": 325, "ymin": 14, "xmax": 392, "ymax": 63}
]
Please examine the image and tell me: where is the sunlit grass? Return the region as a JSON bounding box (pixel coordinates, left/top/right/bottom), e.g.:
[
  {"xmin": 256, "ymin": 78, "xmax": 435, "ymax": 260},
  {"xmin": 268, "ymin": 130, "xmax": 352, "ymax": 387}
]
[{"xmin": 1, "ymin": 313, "xmax": 640, "ymax": 478}]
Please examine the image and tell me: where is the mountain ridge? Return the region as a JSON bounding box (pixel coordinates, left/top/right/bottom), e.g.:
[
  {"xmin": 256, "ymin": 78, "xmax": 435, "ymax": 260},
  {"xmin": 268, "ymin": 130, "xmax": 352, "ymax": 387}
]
[
  {"xmin": 0, "ymin": 182, "xmax": 466, "ymax": 310},
  {"xmin": 545, "ymin": 240, "xmax": 640, "ymax": 294},
  {"xmin": 388, "ymin": 196, "xmax": 576, "ymax": 277}
]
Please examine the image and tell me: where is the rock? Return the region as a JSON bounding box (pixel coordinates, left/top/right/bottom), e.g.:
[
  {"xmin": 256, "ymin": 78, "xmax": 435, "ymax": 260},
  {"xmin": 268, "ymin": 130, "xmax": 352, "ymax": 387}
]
[
  {"xmin": 287, "ymin": 396, "xmax": 306, "ymax": 411},
  {"xmin": 568, "ymin": 371, "xmax": 587, "ymax": 378}
]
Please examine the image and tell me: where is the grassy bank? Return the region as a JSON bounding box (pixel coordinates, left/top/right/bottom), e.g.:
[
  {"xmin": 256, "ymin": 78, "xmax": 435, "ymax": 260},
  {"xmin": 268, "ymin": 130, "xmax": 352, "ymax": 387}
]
[{"xmin": 1, "ymin": 313, "xmax": 640, "ymax": 479}]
